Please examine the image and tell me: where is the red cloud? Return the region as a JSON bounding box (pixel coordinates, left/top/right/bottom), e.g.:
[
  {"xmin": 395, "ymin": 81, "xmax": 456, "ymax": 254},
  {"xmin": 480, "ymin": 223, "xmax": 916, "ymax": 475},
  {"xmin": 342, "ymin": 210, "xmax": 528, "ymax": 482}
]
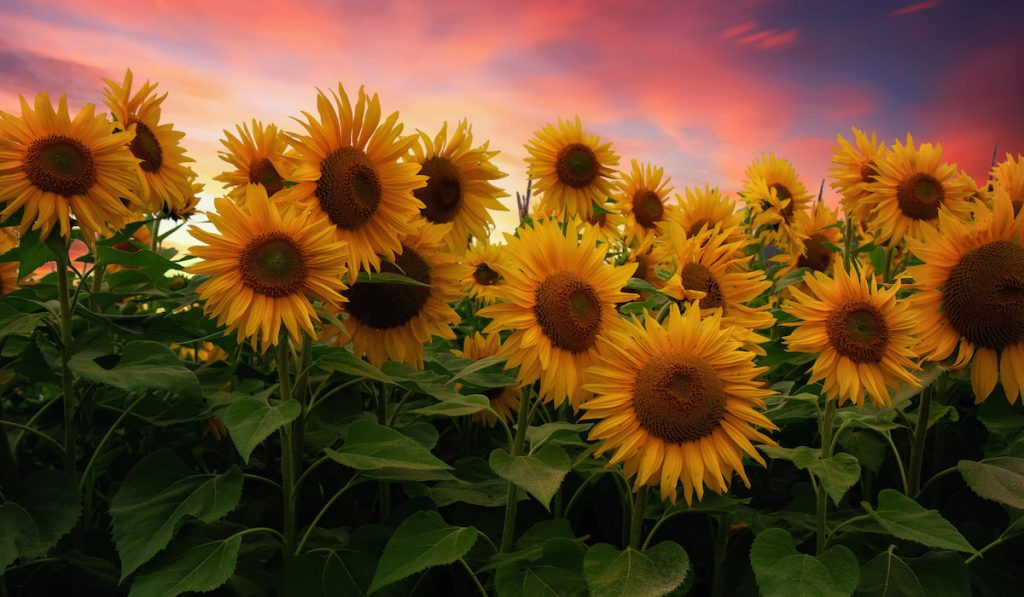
[{"xmin": 888, "ymin": 1, "xmax": 941, "ymax": 17}]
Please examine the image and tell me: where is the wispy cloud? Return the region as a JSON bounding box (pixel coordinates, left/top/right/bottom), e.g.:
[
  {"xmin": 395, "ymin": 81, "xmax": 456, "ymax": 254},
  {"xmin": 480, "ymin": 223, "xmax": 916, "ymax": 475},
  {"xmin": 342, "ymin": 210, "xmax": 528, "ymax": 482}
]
[{"xmin": 888, "ymin": 1, "xmax": 941, "ymax": 17}]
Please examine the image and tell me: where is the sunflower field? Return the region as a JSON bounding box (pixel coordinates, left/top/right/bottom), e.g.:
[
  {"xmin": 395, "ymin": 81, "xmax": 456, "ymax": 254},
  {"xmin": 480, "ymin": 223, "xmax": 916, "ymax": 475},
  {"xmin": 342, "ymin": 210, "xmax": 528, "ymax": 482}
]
[{"xmin": 1, "ymin": 71, "xmax": 1023, "ymax": 597}]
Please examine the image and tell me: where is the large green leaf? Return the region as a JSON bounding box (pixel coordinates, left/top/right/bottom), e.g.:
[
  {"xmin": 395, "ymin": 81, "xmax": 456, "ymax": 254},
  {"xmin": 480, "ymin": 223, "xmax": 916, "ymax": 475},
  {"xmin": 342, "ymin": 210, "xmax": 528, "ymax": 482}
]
[
  {"xmin": 409, "ymin": 393, "xmax": 493, "ymax": 417},
  {"xmin": 904, "ymin": 551, "xmax": 971, "ymax": 597},
  {"xmin": 862, "ymin": 490, "xmax": 975, "ymax": 553},
  {"xmin": 0, "ymin": 470, "xmax": 82, "ymax": 569},
  {"xmin": 583, "ymin": 542, "xmax": 689, "ymax": 597},
  {"xmin": 327, "ymin": 419, "xmax": 451, "ymax": 472},
  {"xmin": 70, "ymin": 341, "xmax": 201, "ymax": 397},
  {"xmin": 0, "ymin": 312, "xmax": 45, "ymax": 342},
  {"xmin": 526, "ymin": 422, "xmax": 592, "ymax": 450},
  {"xmin": 495, "ymin": 538, "xmax": 586, "ymax": 597},
  {"xmin": 315, "ymin": 350, "xmax": 392, "ymax": 383},
  {"xmin": 761, "ymin": 446, "xmax": 861, "ymax": 505},
  {"xmin": 750, "ymin": 528, "xmax": 859, "ymax": 597},
  {"xmin": 368, "ymin": 511, "xmax": 478, "ymax": 594},
  {"xmin": 96, "ymin": 245, "xmax": 183, "ymax": 272},
  {"xmin": 110, "ymin": 450, "xmax": 243, "ymax": 579},
  {"xmin": 855, "ymin": 550, "xmax": 923, "ymax": 597},
  {"xmin": 490, "ymin": 443, "xmax": 572, "ymax": 509},
  {"xmin": 128, "ymin": 533, "xmax": 241, "ymax": 597},
  {"xmin": 0, "ymin": 227, "xmax": 57, "ymax": 279},
  {"xmin": 957, "ymin": 458, "xmax": 1024, "ymax": 508},
  {"xmin": 222, "ymin": 398, "xmax": 302, "ymax": 463},
  {"xmin": 282, "ymin": 550, "xmax": 372, "ymax": 597},
  {"xmin": 0, "ymin": 503, "xmax": 36, "ymax": 570}
]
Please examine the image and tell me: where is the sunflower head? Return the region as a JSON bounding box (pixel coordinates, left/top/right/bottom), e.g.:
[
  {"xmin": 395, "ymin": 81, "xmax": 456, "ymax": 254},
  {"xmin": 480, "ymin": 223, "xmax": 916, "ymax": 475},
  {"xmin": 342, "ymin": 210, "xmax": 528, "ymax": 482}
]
[
  {"xmin": 463, "ymin": 242, "xmax": 511, "ymax": 305},
  {"xmin": 453, "ymin": 333, "xmax": 521, "ymax": 426},
  {"xmin": 215, "ymin": 119, "xmax": 293, "ymax": 201},
  {"xmin": 676, "ymin": 185, "xmax": 746, "ymax": 244},
  {"xmin": 830, "ymin": 128, "xmax": 887, "ymax": 223},
  {"xmin": 779, "ymin": 201, "xmax": 843, "ymax": 277},
  {"xmin": 575, "ymin": 199, "xmax": 625, "ymax": 247},
  {"xmin": 991, "ymin": 153, "xmax": 1024, "ymax": 214},
  {"xmin": 616, "ymin": 160, "xmax": 675, "ymax": 246},
  {"xmin": 742, "ymin": 153, "xmax": 812, "ymax": 253}
]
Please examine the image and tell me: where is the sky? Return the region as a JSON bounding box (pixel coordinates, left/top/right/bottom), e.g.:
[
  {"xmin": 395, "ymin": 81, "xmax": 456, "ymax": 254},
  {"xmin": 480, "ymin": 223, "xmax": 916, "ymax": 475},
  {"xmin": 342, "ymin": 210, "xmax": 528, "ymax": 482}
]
[{"xmin": 1, "ymin": 0, "xmax": 1023, "ymax": 239}]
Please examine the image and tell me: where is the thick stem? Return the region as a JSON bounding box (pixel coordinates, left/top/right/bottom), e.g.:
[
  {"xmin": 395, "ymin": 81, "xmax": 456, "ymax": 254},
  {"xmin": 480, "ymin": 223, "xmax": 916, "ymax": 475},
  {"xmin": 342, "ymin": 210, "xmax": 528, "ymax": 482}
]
[
  {"xmin": 0, "ymin": 401, "xmax": 23, "ymax": 497},
  {"xmin": 150, "ymin": 217, "xmax": 161, "ymax": 252},
  {"xmin": 277, "ymin": 339, "xmax": 296, "ymax": 553},
  {"xmin": 628, "ymin": 487, "xmax": 648, "ymax": 550},
  {"xmin": 907, "ymin": 385, "xmax": 933, "ymax": 496},
  {"xmin": 499, "ymin": 387, "xmax": 533, "ymax": 552},
  {"xmin": 377, "ymin": 383, "xmax": 391, "ymax": 522},
  {"xmin": 816, "ymin": 399, "xmax": 837, "ymax": 554},
  {"xmin": 711, "ymin": 513, "xmax": 730, "ymax": 597},
  {"xmin": 55, "ymin": 250, "xmax": 77, "ymax": 475}
]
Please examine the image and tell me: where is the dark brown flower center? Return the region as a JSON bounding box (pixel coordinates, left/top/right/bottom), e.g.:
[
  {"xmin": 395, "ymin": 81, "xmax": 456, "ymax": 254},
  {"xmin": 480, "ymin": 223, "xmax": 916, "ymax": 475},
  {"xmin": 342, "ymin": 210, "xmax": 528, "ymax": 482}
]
[
  {"xmin": 250, "ymin": 158, "xmax": 284, "ymax": 197},
  {"xmin": 555, "ymin": 143, "xmax": 599, "ymax": 189},
  {"xmin": 316, "ymin": 147, "xmax": 382, "ymax": 230},
  {"xmin": 680, "ymin": 263, "xmax": 725, "ymax": 311},
  {"xmin": 633, "ymin": 254, "xmax": 650, "ymax": 283},
  {"xmin": 797, "ymin": 233, "xmax": 834, "ymax": 273},
  {"xmin": 415, "ymin": 157, "xmax": 462, "ymax": 224},
  {"xmin": 860, "ymin": 161, "xmax": 878, "ymax": 184},
  {"xmin": 472, "ymin": 263, "xmax": 500, "ymax": 286},
  {"xmin": 130, "ymin": 122, "xmax": 163, "ymax": 173},
  {"xmin": 942, "ymin": 240, "xmax": 1024, "ymax": 349},
  {"xmin": 826, "ymin": 300, "xmax": 889, "ymax": 363},
  {"xmin": 344, "ymin": 244, "xmax": 432, "ymax": 329},
  {"xmin": 239, "ymin": 233, "xmax": 307, "ymax": 297},
  {"xmin": 24, "ymin": 134, "xmax": 96, "ymax": 196},
  {"xmin": 771, "ymin": 183, "xmax": 795, "ymax": 222},
  {"xmin": 632, "ymin": 354, "xmax": 727, "ymax": 443},
  {"xmin": 533, "ymin": 271, "xmax": 603, "ymax": 353},
  {"xmin": 588, "ymin": 212, "xmax": 607, "ymax": 226},
  {"xmin": 633, "ymin": 190, "xmax": 664, "ymax": 229},
  {"xmin": 897, "ymin": 173, "xmax": 944, "ymax": 221},
  {"xmin": 687, "ymin": 218, "xmax": 714, "ymax": 238}
]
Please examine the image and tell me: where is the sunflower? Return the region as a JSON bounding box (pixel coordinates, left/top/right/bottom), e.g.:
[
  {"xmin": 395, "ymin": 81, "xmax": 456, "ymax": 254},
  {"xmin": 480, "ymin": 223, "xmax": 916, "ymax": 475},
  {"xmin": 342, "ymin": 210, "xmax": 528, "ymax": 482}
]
[
  {"xmin": 675, "ymin": 185, "xmax": 746, "ymax": 244},
  {"xmin": 662, "ymin": 225, "xmax": 774, "ymax": 352},
  {"xmin": 174, "ymin": 341, "xmax": 229, "ymax": 364},
  {"xmin": 779, "ymin": 201, "xmax": 843, "ymax": 276},
  {"xmin": 408, "ymin": 120, "xmax": 507, "ymax": 254},
  {"xmin": 453, "ymin": 333, "xmax": 520, "ymax": 426},
  {"xmin": 525, "ymin": 116, "xmax": 619, "ymax": 220},
  {"xmin": 581, "ymin": 303, "xmax": 776, "ymax": 504},
  {"xmin": 188, "ymin": 184, "xmax": 347, "ymax": 351},
  {"xmin": 463, "ymin": 241, "xmax": 511, "ymax": 305},
  {"xmin": 742, "ymin": 153, "xmax": 812, "ymax": 253},
  {"xmin": 783, "ymin": 263, "xmax": 920, "ymax": 407},
  {"xmin": 274, "ymin": 85, "xmax": 425, "ymax": 281},
  {"xmin": 575, "ymin": 199, "xmax": 624, "ymax": 247},
  {"xmin": 906, "ymin": 188, "xmax": 1024, "ymax": 403},
  {"xmin": 991, "ymin": 153, "xmax": 1024, "ymax": 214},
  {"xmin": 325, "ymin": 222, "xmax": 465, "ymax": 367},
  {"xmin": 478, "ymin": 219, "xmax": 636, "ymax": 408},
  {"xmin": 861, "ymin": 134, "xmax": 973, "ymax": 246},
  {"xmin": 0, "ymin": 93, "xmax": 140, "ymax": 240},
  {"xmin": 165, "ymin": 172, "xmax": 202, "ymax": 221},
  {"xmin": 215, "ymin": 119, "xmax": 293, "ymax": 202},
  {"xmin": 626, "ymin": 238, "xmax": 674, "ymax": 297},
  {"xmin": 103, "ymin": 69, "xmax": 194, "ymax": 215},
  {"xmin": 0, "ymin": 228, "xmax": 22, "ymax": 295},
  {"xmin": 616, "ymin": 160, "xmax": 675, "ymax": 246},
  {"xmin": 830, "ymin": 128, "xmax": 887, "ymax": 223}
]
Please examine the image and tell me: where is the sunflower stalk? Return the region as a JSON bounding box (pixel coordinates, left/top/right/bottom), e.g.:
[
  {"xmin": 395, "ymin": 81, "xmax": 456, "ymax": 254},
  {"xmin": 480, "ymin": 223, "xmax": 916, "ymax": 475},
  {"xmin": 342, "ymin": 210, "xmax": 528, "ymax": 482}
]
[
  {"xmin": 815, "ymin": 398, "xmax": 837, "ymax": 554},
  {"xmin": 499, "ymin": 386, "xmax": 533, "ymax": 552},
  {"xmin": 711, "ymin": 513, "xmax": 730, "ymax": 597},
  {"xmin": 55, "ymin": 243, "xmax": 78, "ymax": 476},
  {"xmin": 277, "ymin": 338, "xmax": 297, "ymax": 552},
  {"xmin": 377, "ymin": 382, "xmax": 392, "ymax": 522},
  {"xmin": 627, "ymin": 487, "xmax": 648, "ymax": 550},
  {"xmin": 907, "ymin": 382, "xmax": 934, "ymax": 496}
]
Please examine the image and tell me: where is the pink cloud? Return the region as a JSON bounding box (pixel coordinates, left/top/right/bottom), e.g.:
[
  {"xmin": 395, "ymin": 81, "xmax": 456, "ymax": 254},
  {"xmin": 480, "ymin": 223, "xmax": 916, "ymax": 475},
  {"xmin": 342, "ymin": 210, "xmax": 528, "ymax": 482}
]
[{"xmin": 888, "ymin": 1, "xmax": 941, "ymax": 17}]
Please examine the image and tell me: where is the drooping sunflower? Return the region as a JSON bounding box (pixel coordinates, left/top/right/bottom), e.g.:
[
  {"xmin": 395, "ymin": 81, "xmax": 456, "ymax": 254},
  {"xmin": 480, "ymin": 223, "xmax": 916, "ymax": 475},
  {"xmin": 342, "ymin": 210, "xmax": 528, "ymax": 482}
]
[
  {"xmin": 174, "ymin": 341, "xmax": 229, "ymax": 365},
  {"xmin": 662, "ymin": 225, "xmax": 774, "ymax": 352},
  {"xmin": 861, "ymin": 134, "xmax": 973, "ymax": 246},
  {"xmin": 165, "ymin": 172, "xmax": 202, "ymax": 221},
  {"xmin": 215, "ymin": 119, "xmax": 293, "ymax": 202},
  {"xmin": 525, "ymin": 116, "xmax": 619, "ymax": 220},
  {"xmin": 463, "ymin": 241, "xmax": 511, "ymax": 305},
  {"xmin": 324, "ymin": 222, "xmax": 465, "ymax": 367},
  {"xmin": 574, "ymin": 199, "xmax": 624, "ymax": 246},
  {"xmin": 188, "ymin": 184, "xmax": 347, "ymax": 351},
  {"xmin": 991, "ymin": 153, "xmax": 1024, "ymax": 214},
  {"xmin": 906, "ymin": 188, "xmax": 1024, "ymax": 403},
  {"xmin": 103, "ymin": 69, "xmax": 194, "ymax": 215},
  {"xmin": 675, "ymin": 185, "xmax": 746, "ymax": 244},
  {"xmin": 830, "ymin": 128, "xmax": 887, "ymax": 223},
  {"xmin": 616, "ymin": 160, "xmax": 675, "ymax": 246},
  {"xmin": 783, "ymin": 263, "xmax": 920, "ymax": 407},
  {"xmin": 453, "ymin": 333, "xmax": 520, "ymax": 427},
  {"xmin": 408, "ymin": 120, "xmax": 507, "ymax": 254},
  {"xmin": 478, "ymin": 219, "xmax": 636, "ymax": 408},
  {"xmin": 581, "ymin": 303, "xmax": 776, "ymax": 504},
  {"xmin": 275, "ymin": 85, "xmax": 425, "ymax": 281},
  {"xmin": 742, "ymin": 153, "xmax": 813, "ymax": 253},
  {"xmin": 0, "ymin": 93, "xmax": 141, "ymax": 241},
  {"xmin": 779, "ymin": 201, "xmax": 843, "ymax": 276}
]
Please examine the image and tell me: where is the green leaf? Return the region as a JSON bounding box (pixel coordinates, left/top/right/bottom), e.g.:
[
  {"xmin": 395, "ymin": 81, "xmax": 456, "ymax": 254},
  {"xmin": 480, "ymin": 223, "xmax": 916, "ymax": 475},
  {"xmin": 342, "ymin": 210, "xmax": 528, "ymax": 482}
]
[
  {"xmin": 855, "ymin": 550, "xmax": 923, "ymax": 597},
  {"xmin": 0, "ymin": 227, "xmax": 57, "ymax": 279},
  {"xmin": 583, "ymin": 542, "xmax": 689, "ymax": 597},
  {"xmin": 494, "ymin": 538, "xmax": 586, "ymax": 597},
  {"xmin": 957, "ymin": 458, "xmax": 1024, "ymax": 508},
  {"xmin": 315, "ymin": 349, "xmax": 391, "ymax": 383},
  {"xmin": 110, "ymin": 450, "xmax": 243, "ymax": 579},
  {"xmin": 282, "ymin": 550, "xmax": 372, "ymax": 597},
  {"xmin": 490, "ymin": 443, "xmax": 572, "ymax": 509},
  {"xmin": 222, "ymin": 398, "xmax": 302, "ymax": 463},
  {"xmin": 355, "ymin": 271, "xmax": 430, "ymax": 287},
  {"xmin": 625, "ymin": 277, "xmax": 661, "ymax": 294},
  {"xmin": 526, "ymin": 422, "xmax": 592, "ymax": 450},
  {"xmin": 430, "ymin": 478, "xmax": 509, "ymax": 507},
  {"xmin": 70, "ymin": 341, "xmax": 201, "ymax": 397},
  {"xmin": 863, "ymin": 490, "xmax": 975, "ymax": 553},
  {"xmin": 0, "ymin": 470, "xmax": 82, "ymax": 569},
  {"xmin": 128, "ymin": 533, "xmax": 241, "ymax": 597},
  {"xmin": 449, "ymin": 355, "xmax": 507, "ymax": 383},
  {"xmin": 327, "ymin": 419, "xmax": 451, "ymax": 472},
  {"xmin": 904, "ymin": 551, "xmax": 971, "ymax": 597},
  {"xmin": 0, "ymin": 503, "xmax": 36, "ymax": 570},
  {"xmin": 750, "ymin": 528, "xmax": 858, "ymax": 597},
  {"xmin": 838, "ymin": 429, "xmax": 888, "ymax": 473},
  {"xmin": 761, "ymin": 446, "xmax": 861, "ymax": 505},
  {"xmin": 368, "ymin": 511, "xmax": 477, "ymax": 594},
  {"xmin": 96, "ymin": 245, "xmax": 183, "ymax": 271},
  {"xmin": 0, "ymin": 312, "xmax": 45, "ymax": 341},
  {"xmin": 409, "ymin": 393, "xmax": 493, "ymax": 417}
]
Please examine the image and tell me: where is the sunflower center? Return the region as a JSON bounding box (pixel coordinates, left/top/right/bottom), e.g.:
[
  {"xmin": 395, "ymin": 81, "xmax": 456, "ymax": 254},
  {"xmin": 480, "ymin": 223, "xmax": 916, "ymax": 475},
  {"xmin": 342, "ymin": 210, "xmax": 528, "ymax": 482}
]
[
  {"xmin": 588, "ymin": 212, "xmax": 607, "ymax": 226},
  {"xmin": 316, "ymin": 147, "xmax": 383, "ymax": 230},
  {"xmin": 687, "ymin": 218, "xmax": 713, "ymax": 238},
  {"xmin": 897, "ymin": 173, "xmax": 944, "ymax": 220},
  {"xmin": 344, "ymin": 244, "xmax": 432, "ymax": 329},
  {"xmin": 797, "ymin": 233, "xmax": 834, "ymax": 272},
  {"xmin": 860, "ymin": 161, "xmax": 878, "ymax": 184},
  {"xmin": 129, "ymin": 122, "xmax": 163, "ymax": 173},
  {"xmin": 239, "ymin": 233, "xmax": 307, "ymax": 297},
  {"xmin": 250, "ymin": 158, "xmax": 284, "ymax": 197},
  {"xmin": 632, "ymin": 354, "xmax": 727, "ymax": 443},
  {"xmin": 533, "ymin": 271, "xmax": 603, "ymax": 353},
  {"xmin": 770, "ymin": 183, "xmax": 795, "ymax": 222},
  {"xmin": 634, "ymin": 191, "xmax": 664, "ymax": 229},
  {"xmin": 680, "ymin": 262, "xmax": 725, "ymax": 311},
  {"xmin": 24, "ymin": 134, "xmax": 97, "ymax": 196},
  {"xmin": 472, "ymin": 263, "xmax": 501, "ymax": 286},
  {"xmin": 633, "ymin": 254, "xmax": 650, "ymax": 282},
  {"xmin": 415, "ymin": 156, "xmax": 463, "ymax": 224},
  {"xmin": 555, "ymin": 143, "xmax": 599, "ymax": 189},
  {"xmin": 826, "ymin": 300, "xmax": 889, "ymax": 363},
  {"xmin": 941, "ymin": 240, "xmax": 1024, "ymax": 349}
]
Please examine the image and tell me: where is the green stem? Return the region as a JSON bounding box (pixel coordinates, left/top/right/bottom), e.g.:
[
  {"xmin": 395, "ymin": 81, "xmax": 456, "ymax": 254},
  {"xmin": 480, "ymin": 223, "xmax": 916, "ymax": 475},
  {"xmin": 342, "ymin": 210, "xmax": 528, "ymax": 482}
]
[
  {"xmin": 563, "ymin": 472, "xmax": 600, "ymax": 520},
  {"xmin": 882, "ymin": 246, "xmax": 895, "ymax": 283},
  {"xmin": 11, "ymin": 397, "xmax": 60, "ymax": 454},
  {"xmin": 89, "ymin": 264, "xmax": 105, "ymax": 310},
  {"xmin": 711, "ymin": 513, "xmax": 730, "ymax": 597},
  {"xmin": 277, "ymin": 339, "xmax": 296, "ymax": 553},
  {"xmin": 377, "ymin": 383, "xmax": 391, "ymax": 522},
  {"xmin": 295, "ymin": 475, "xmax": 360, "ymax": 554},
  {"xmin": 907, "ymin": 385, "xmax": 933, "ymax": 496},
  {"xmin": 816, "ymin": 399, "xmax": 837, "ymax": 554},
  {"xmin": 842, "ymin": 215, "xmax": 854, "ymax": 270},
  {"xmin": 0, "ymin": 420, "xmax": 65, "ymax": 454},
  {"xmin": 499, "ymin": 386, "xmax": 533, "ymax": 552},
  {"xmin": 0, "ymin": 402, "xmax": 22, "ymax": 497},
  {"xmin": 459, "ymin": 558, "xmax": 489, "ymax": 597},
  {"xmin": 150, "ymin": 217, "xmax": 161, "ymax": 252},
  {"xmin": 642, "ymin": 509, "xmax": 687, "ymax": 550},
  {"xmin": 628, "ymin": 487, "xmax": 648, "ymax": 550},
  {"xmin": 881, "ymin": 430, "xmax": 910, "ymax": 494},
  {"xmin": 915, "ymin": 465, "xmax": 957, "ymax": 499},
  {"xmin": 965, "ymin": 529, "xmax": 1024, "ymax": 565},
  {"xmin": 823, "ymin": 514, "xmax": 872, "ymax": 547},
  {"xmin": 78, "ymin": 393, "xmax": 146, "ymax": 490},
  {"xmin": 55, "ymin": 249, "xmax": 77, "ymax": 475}
]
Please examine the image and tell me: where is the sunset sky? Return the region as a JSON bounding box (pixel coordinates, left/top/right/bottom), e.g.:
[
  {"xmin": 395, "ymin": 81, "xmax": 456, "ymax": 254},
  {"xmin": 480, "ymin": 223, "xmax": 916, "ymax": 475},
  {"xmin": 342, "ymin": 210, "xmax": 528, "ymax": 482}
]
[{"xmin": 1, "ymin": 0, "xmax": 1022, "ymax": 236}]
